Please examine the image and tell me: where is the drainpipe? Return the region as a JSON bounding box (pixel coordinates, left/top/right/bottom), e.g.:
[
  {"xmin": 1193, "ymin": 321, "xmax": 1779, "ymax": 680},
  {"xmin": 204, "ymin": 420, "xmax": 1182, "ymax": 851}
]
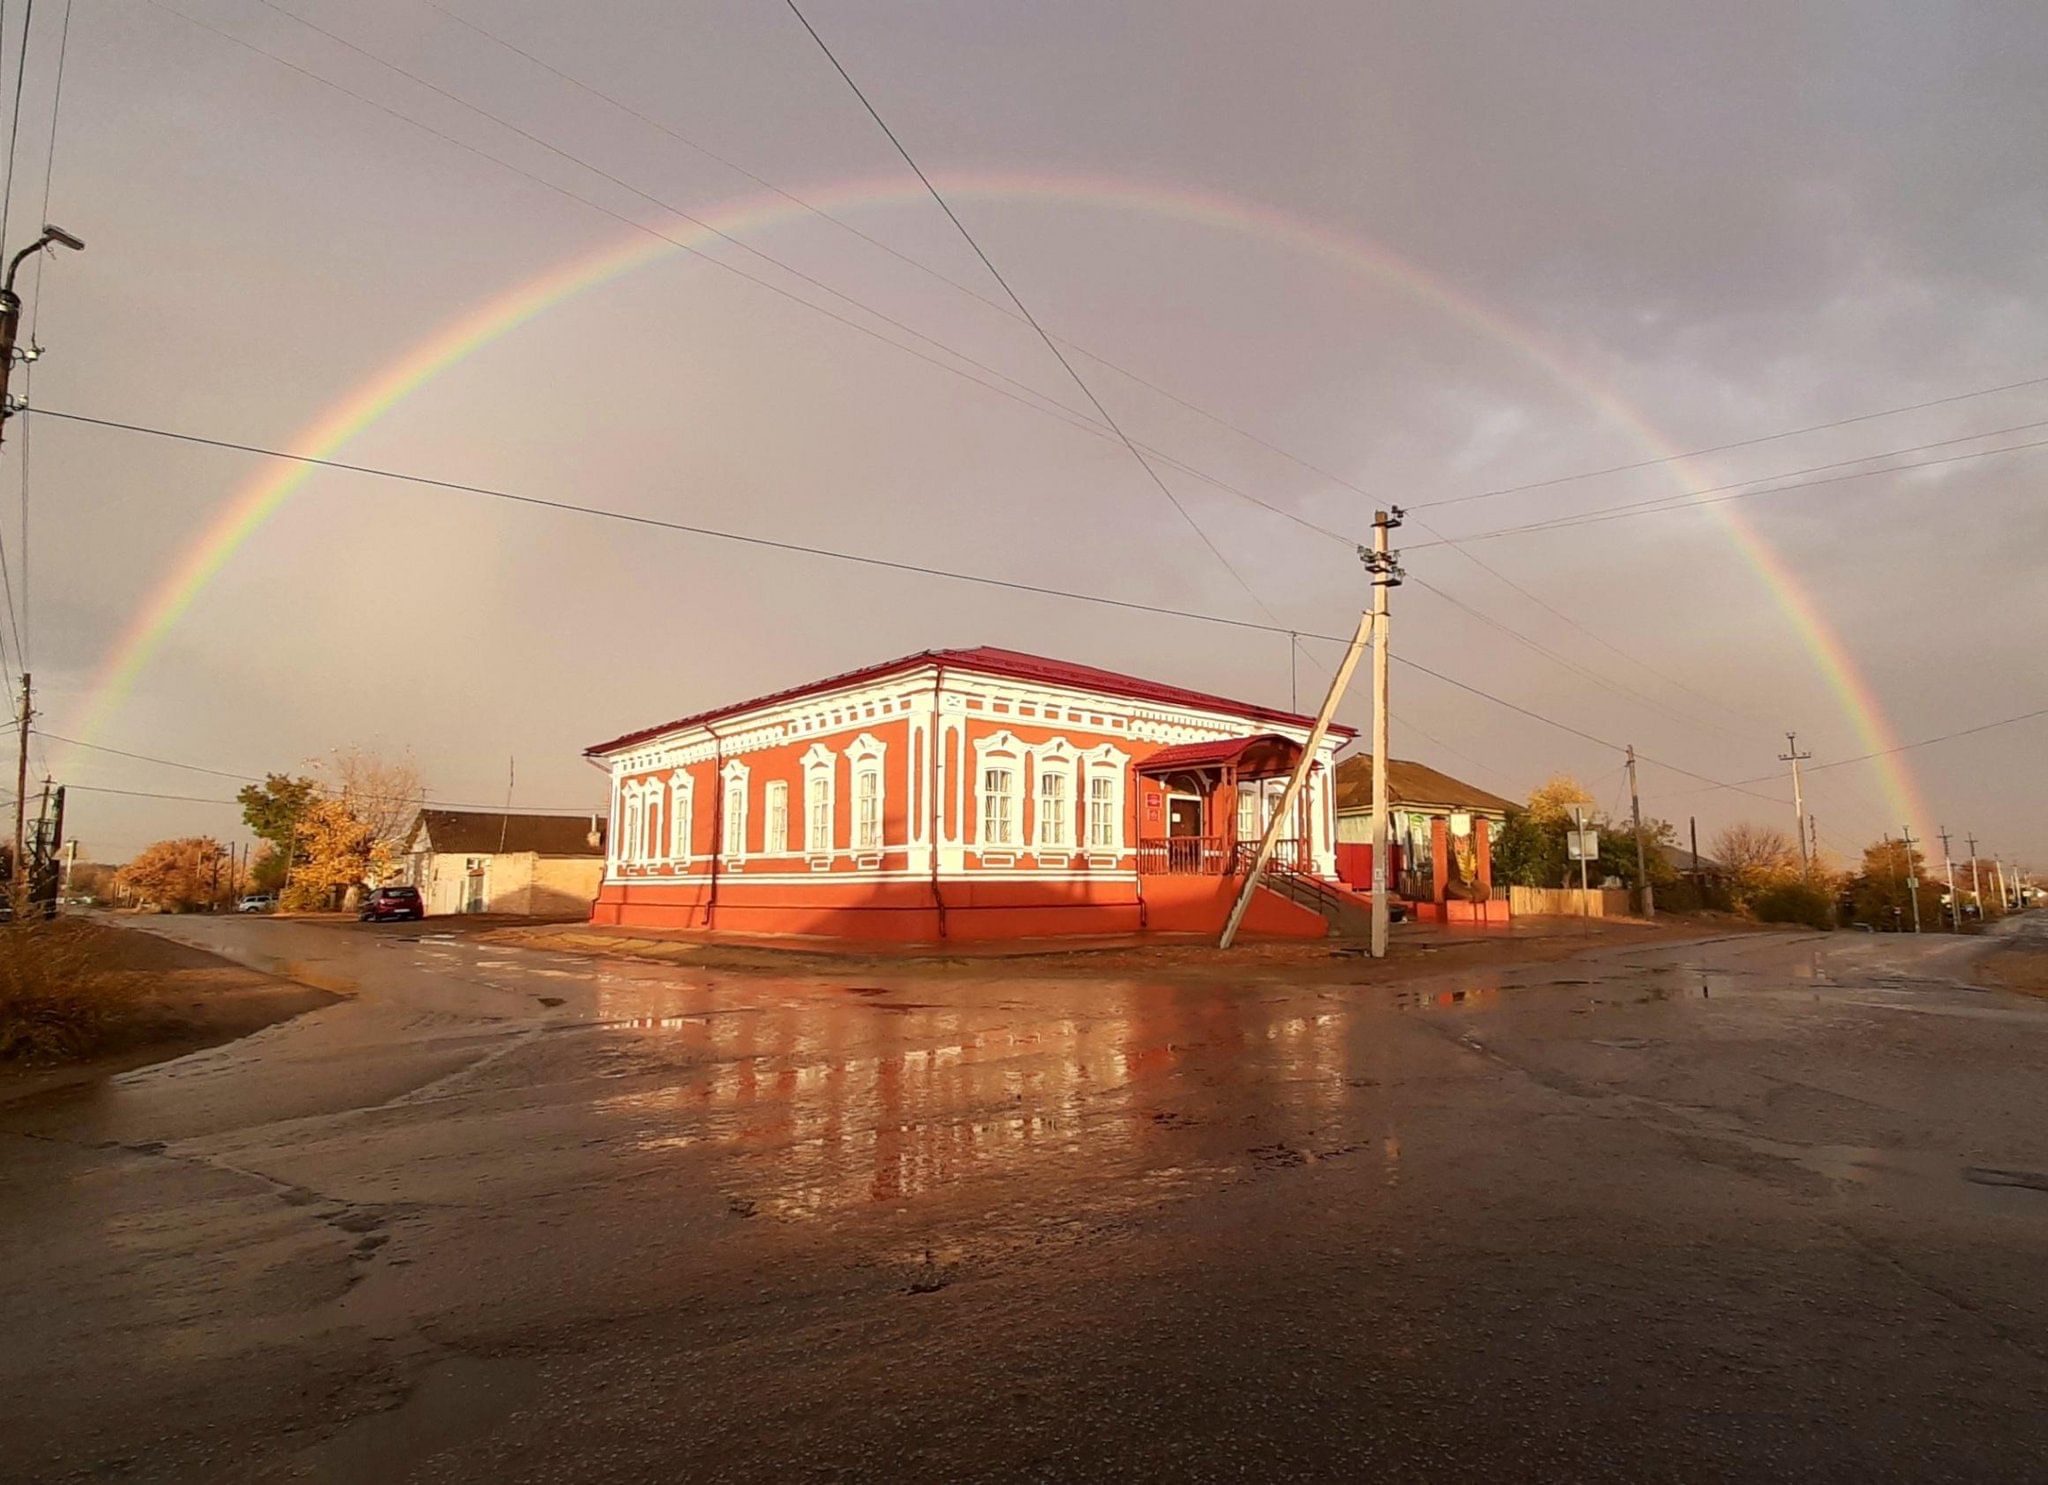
[
  {"xmin": 929, "ymin": 665, "xmax": 948, "ymax": 939},
  {"xmin": 705, "ymin": 723, "xmax": 722, "ymax": 931},
  {"xmin": 1132, "ymin": 766, "xmax": 1148, "ymax": 929}
]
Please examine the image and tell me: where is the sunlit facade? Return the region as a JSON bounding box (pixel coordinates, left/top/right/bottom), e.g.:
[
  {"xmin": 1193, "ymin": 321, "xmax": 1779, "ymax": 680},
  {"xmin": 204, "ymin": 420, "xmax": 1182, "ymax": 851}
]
[{"xmin": 587, "ymin": 647, "xmax": 1351, "ymax": 942}]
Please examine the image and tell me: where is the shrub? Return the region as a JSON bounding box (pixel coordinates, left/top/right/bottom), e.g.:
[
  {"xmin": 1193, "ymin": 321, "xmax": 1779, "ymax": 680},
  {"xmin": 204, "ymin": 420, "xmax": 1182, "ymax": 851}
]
[
  {"xmin": 1750, "ymin": 879, "xmax": 1835, "ymax": 930},
  {"xmin": 0, "ymin": 920, "xmax": 121, "ymax": 1061}
]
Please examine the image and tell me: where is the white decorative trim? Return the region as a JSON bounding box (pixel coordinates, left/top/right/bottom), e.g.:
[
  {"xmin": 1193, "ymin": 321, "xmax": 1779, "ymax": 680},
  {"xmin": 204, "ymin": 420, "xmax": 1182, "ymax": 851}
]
[
  {"xmin": 719, "ymin": 758, "xmax": 750, "ymax": 864},
  {"xmin": 802, "ymin": 742, "xmax": 836, "ymax": 863},
  {"xmin": 847, "ymin": 731, "xmax": 886, "ymax": 858}
]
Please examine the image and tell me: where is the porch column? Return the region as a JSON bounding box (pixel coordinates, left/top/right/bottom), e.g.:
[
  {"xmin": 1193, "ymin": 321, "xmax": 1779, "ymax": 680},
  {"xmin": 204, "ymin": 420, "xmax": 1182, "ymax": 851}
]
[{"xmin": 1431, "ymin": 816, "xmax": 1450, "ymax": 904}]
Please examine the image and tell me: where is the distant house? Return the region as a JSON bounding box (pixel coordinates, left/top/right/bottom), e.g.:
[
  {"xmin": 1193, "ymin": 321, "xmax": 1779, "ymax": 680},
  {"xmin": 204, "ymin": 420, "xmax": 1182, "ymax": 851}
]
[
  {"xmin": 1655, "ymin": 841, "xmax": 1728, "ymax": 885},
  {"xmin": 1332, "ymin": 755, "xmax": 1518, "ymax": 923},
  {"xmin": 404, "ymin": 809, "xmax": 607, "ymax": 916}
]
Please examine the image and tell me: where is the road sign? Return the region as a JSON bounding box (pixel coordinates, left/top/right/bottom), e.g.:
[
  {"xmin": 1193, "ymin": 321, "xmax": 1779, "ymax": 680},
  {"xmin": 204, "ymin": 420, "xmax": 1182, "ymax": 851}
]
[
  {"xmin": 1567, "ymin": 830, "xmax": 1600, "ymax": 861},
  {"xmin": 1904, "ymin": 877, "xmax": 1918, "ymax": 889}
]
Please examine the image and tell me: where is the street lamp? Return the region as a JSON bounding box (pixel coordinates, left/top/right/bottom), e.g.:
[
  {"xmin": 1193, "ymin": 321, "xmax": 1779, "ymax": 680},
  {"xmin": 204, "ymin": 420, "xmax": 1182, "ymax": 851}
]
[{"xmin": 0, "ymin": 222, "xmax": 85, "ymax": 444}]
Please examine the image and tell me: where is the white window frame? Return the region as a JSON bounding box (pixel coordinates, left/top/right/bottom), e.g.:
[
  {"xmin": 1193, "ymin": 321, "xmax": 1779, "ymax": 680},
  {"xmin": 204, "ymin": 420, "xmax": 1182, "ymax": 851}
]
[
  {"xmin": 973, "ymin": 732, "xmax": 1027, "ymax": 854},
  {"xmin": 668, "ymin": 771, "xmax": 693, "ymax": 865},
  {"xmin": 720, "ymin": 759, "xmax": 749, "ymax": 865},
  {"xmin": 1083, "ymin": 745, "xmax": 1128, "ymax": 857},
  {"xmin": 846, "ymin": 732, "xmax": 887, "ymax": 859},
  {"xmin": 1033, "ymin": 740, "xmax": 1077, "ymax": 852},
  {"xmin": 803, "ymin": 743, "xmax": 836, "ymax": 862},
  {"xmin": 764, "ymin": 780, "xmax": 789, "ymax": 855}
]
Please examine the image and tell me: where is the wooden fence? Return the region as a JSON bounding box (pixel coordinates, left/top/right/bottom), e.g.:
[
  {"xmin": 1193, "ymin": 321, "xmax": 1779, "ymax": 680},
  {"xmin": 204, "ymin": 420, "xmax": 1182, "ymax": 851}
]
[{"xmin": 1509, "ymin": 885, "xmax": 1634, "ymax": 918}]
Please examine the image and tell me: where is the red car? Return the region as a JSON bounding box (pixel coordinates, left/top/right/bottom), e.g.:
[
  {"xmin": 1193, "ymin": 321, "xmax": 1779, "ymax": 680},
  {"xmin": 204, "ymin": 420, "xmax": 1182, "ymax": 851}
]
[{"xmin": 360, "ymin": 885, "xmax": 424, "ymax": 922}]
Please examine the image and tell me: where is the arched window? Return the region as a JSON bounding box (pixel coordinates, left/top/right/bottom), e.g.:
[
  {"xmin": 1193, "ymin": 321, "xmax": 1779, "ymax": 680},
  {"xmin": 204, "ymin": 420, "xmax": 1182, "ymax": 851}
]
[
  {"xmin": 847, "ymin": 733, "xmax": 886, "ymax": 855},
  {"xmin": 720, "ymin": 760, "xmax": 749, "ymax": 863},
  {"xmin": 764, "ymin": 780, "xmax": 789, "ymax": 854},
  {"xmin": 973, "ymin": 731, "xmax": 1026, "ymax": 851},
  {"xmin": 1083, "ymin": 745, "xmax": 1128, "ymax": 853},
  {"xmin": 802, "ymin": 744, "xmax": 836, "ymax": 858},
  {"xmin": 1033, "ymin": 739, "xmax": 1077, "ymax": 851},
  {"xmin": 668, "ymin": 772, "xmax": 693, "ymax": 865}
]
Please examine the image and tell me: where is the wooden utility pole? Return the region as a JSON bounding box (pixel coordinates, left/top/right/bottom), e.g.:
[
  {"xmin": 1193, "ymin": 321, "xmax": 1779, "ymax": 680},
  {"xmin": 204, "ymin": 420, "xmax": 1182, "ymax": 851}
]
[
  {"xmin": 1572, "ymin": 803, "xmax": 1592, "ymax": 933},
  {"xmin": 1626, "ymin": 744, "xmax": 1653, "ymax": 919},
  {"xmin": 10, "ymin": 672, "xmax": 29, "ymax": 918},
  {"xmin": 1219, "ymin": 509, "xmax": 1401, "ymax": 951},
  {"xmin": 1967, "ymin": 833, "xmax": 1983, "ymax": 920},
  {"xmin": 1779, "ymin": 732, "xmax": 1811, "ymax": 874}
]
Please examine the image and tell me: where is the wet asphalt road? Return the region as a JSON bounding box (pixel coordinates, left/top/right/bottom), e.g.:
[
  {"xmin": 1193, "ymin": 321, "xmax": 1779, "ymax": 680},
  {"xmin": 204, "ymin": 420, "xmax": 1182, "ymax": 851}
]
[{"xmin": 5, "ymin": 917, "xmax": 2048, "ymax": 1482}]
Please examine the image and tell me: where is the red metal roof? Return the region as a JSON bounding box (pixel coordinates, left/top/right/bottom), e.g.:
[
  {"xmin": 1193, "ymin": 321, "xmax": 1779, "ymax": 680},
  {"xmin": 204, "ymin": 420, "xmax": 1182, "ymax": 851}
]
[
  {"xmin": 1136, "ymin": 733, "xmax": 1306, "ymax": 774},
  {"xmin": 585, "ymin": 646, "xmax": 1355, "ymax": 757}
]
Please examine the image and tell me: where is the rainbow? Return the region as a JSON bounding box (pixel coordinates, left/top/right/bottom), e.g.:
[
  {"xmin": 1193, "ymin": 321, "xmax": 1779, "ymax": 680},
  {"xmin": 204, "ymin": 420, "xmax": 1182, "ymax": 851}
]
[{"xmin": 64, "ymin": 171, "xmax": 1927, "ymax": 837}]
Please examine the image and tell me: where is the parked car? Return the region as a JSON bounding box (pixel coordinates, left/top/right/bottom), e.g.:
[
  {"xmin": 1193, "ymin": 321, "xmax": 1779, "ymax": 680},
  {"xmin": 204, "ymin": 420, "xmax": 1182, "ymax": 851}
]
[
  {"xmin": 236, "ymin": 893, "xmax": 277, "ymax": 913},
  {"xmin": 360, "ymin": 884, "xmax": 424, "ymax": 922}
]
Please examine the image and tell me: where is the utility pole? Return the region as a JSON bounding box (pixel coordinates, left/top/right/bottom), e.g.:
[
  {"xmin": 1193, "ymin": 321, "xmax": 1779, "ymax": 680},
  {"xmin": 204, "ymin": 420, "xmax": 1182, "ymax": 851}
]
[
  {"xmin": 1219, "ymin": 510, "xmax": 1401, "ymax": 952},
  {"xmin": 1573, "ymin": 803, "xmax": 1592, "ymax": 933},
  {"xmin": 1994, "ymin": 857, "xmax": 2009, "ymax": 914},
  {"xmin": 10, "ymin": 672, "xmax": 29, "ymax": 919},
  {"xmin": 1626, "ymin": 745, "xmax": 1653, "ymax": 919},
  {"xmin": 1779, "ymin": 732, "xmax": 1812, "ymax": 874},
  {"xmin": 1367, "ymin": 509, "xmax": 1401, "ymax": 958},
  {"xmin": 1938, "ymin": 826, "xmax": 1960, "ymax": 932},
  {"xmin": 1967, "ymin": 834, "xmax": 1984, "ymax": 922},
  {"xmin": 1899, "ymin": 825, "xmax": 1922, "ymax": 933},
  {"xmin": 0, "ymin": 224, "xmax": 86, "ymax": 444}
]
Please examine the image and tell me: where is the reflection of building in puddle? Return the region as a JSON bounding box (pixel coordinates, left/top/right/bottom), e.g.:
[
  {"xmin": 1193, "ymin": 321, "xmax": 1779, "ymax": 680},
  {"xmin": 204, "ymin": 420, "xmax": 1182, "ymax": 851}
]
[
  {"xmin": 592, "ymin": 983, "xmax": 1386, "ymax": 1221},
  {"xmin": 1393, "ymin": 984, "xmax": 1505, "ymax": 1013}
]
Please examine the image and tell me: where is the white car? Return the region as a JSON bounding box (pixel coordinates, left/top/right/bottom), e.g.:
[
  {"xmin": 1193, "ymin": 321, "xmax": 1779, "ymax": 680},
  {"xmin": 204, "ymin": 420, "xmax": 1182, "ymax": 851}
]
[{"xmin": 236, "ymin": 893, "xmax": 277, "ymax": 913}]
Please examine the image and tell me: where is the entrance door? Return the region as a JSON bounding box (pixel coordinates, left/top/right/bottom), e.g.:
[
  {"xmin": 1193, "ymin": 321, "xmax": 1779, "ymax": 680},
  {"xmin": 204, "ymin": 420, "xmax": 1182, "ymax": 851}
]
[{"xmin": 1166, "ymin": 795, "xmax": 1203, "ymax": 872}]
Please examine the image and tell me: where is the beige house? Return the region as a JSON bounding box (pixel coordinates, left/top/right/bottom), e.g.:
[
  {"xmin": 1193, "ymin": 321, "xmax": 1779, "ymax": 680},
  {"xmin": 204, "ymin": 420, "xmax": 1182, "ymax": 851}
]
[{"xmin": 404, "ymin": 809, "xmax": 607, "ymax": 917}]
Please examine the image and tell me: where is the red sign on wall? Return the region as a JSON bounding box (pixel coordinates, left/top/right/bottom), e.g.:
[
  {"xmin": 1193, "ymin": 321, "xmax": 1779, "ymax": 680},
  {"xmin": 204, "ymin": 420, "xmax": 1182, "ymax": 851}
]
[{"xmin": 1144, "ymin": 792, "xmax": 1162, "ymax": 825}]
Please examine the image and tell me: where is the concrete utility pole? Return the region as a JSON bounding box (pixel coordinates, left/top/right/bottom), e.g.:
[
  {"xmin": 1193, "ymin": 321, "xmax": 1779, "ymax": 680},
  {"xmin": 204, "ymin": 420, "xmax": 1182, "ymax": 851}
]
[
  {"xmin": 1626, "ymin": 745, "xmax": 1653, "ymax": 919},
  {"xmin": 1573, "ymin": 804, "xmax": 1593, "ymax": 933},
  {"xmin": 1994, "ymin": 857, "xmax": 2009, "ymax": 913},
  {"xmin": 1967, "ymin": 834, "xmax": 1984, "ymax": 921},
  {"xmin": 1219, "ymin": 509, "xmax": 1401, "ymax": 952},
  {"xmin": 0, "ymin": 224, "xmax": 85, "ymax": 445},
  {"xmin": 1938, "ymin": 826, "xmax": 1960, "ymax": 932},
  {"xmin": 1779, "ymin": 733, "xmax": 1812, "ymax": 874},
  {"xmin": 1899, "ymin": 825, "xmax": 1922, "ymax": 933},
  {"xmin": 1367, "ymin": 509, "xmax": 1401, "ymax": 958},
  {"xmin": 10, "ymin": 672, "xmax": 29, "ymax": 918}
]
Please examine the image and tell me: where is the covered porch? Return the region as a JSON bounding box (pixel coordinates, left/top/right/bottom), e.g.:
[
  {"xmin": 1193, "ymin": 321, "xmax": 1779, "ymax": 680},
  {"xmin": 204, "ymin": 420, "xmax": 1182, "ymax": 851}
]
[{"xmin": 1133, "ymin": 734, "xmax": 1335, "ymax": 877}]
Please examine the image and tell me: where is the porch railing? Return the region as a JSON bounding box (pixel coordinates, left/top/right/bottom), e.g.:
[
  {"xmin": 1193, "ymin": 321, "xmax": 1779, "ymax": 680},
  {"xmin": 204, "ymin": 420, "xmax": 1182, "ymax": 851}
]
[
  {"xmin": 1138, "ymin": 836, "xmax": 1311, "ymax": 876},
  {"xmin": 1137, "ymin": 836, "xmax": 1231, "ymax": 875}
]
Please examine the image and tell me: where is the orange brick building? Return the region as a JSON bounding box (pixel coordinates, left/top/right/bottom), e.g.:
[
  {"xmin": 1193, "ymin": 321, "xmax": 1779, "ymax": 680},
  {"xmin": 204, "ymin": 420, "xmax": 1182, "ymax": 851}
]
[{"xmin": 586, "ymin": 647, "xmax": 1351, "ymax": 942}]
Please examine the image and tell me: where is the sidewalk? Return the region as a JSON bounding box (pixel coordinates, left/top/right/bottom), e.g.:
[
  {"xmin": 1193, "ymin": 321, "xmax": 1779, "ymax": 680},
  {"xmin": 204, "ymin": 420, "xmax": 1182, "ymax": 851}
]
[{"xmin": 489, "ymin": 911, "xmax": 1744, "ymax": 984}]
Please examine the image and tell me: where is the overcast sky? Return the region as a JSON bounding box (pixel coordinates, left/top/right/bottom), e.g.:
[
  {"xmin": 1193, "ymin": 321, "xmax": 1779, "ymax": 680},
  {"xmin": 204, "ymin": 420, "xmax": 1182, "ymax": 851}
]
[{"xmin": 10, "ymin": 0, "xmax": 2046, "ymax": 865}]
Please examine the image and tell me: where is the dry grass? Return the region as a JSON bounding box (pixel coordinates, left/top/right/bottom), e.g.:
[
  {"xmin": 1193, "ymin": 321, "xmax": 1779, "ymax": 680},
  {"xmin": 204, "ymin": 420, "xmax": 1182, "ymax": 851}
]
[{"xmin": 0, "ymin": 919, "xmax": 129, "ymax": 1062}]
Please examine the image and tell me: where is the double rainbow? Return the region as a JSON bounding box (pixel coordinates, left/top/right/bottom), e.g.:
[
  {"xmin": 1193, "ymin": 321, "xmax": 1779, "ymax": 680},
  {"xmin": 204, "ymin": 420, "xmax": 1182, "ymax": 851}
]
[{"xmin": 66, "ymin": 172, "xmax": 1926, "ymax": 833}]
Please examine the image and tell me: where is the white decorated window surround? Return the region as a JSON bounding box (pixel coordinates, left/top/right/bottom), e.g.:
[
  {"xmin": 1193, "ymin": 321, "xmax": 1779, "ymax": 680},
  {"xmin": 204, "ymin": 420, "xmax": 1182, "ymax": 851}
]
[
  {"xmin": 668, "ymin": 772, "xmax": 692, "ymax": 865},
  {"xmin": 764, "ymin": 780, "xmax": 789, "ymax": 855},
  {"xmin": 846, "ymin": 733, "xmax": 887, "ymax": 858},
  {"xmin": 1033, "ymin": 739, "xmax": 1078, "ymax": 852},
  {"xmin": 973, "ymin": 731, "xmax": 1027, "ymax": 853},
  {"xmin": 720, "ymin": 759, "xmax": 750, "ymax": 864},
  {"xmin": 1082, "ymin": 745, "xmax": 1129, "ymax": 855},
  {"xmin": 803, "ymin": 743, "xmax": 836, "ymax": 859}
]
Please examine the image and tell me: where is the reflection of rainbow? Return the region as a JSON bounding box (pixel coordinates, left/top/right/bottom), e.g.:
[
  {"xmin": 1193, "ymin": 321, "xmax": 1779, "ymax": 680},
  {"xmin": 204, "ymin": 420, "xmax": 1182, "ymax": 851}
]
[{"xmin": 69, "ymin": 172, "xmax": 1925, "ymax": 832}]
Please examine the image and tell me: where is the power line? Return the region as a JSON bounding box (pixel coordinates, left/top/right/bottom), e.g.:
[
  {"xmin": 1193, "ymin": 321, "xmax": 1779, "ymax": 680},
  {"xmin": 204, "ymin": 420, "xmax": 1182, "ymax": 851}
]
[
  {"xmin": 777, "ymin": 0, "xmax": 1278, "ymax": 621},
  {"xmin": 1423, "ymin": 424, "xmax": 2048, "ymax": 547},
  {"xmin": 28, "ymin": 405, "xmax": 1309, "ymax": 640},
  {"xmin": 18, "ymin": 0, "xmax": 72, "ymax": 670},
  {"xmin": 1408, "ymin": 371, "xmax": 2048, "ymax": 513},
  {"xmin": 0, "ymin": 0, "xmax": 29, "ymax": 250},
  {"xmin": 1662, "ymin": 703, "xmax": 2048, "ymax": 799},
  {"xmin": 149, "ymin": 0, "xmax": 1357, "ymax": 560},
  {"xmin": 32, "ymin": 404, "xmax": 1787, "ymax": 805}
]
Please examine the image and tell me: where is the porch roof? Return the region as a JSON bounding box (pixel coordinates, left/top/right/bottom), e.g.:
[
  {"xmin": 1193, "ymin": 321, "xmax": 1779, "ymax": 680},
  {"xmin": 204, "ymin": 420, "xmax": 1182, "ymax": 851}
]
[{"xmin": 1137, "ymin": 733, "xmax": 1312, "ymax": 777}]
